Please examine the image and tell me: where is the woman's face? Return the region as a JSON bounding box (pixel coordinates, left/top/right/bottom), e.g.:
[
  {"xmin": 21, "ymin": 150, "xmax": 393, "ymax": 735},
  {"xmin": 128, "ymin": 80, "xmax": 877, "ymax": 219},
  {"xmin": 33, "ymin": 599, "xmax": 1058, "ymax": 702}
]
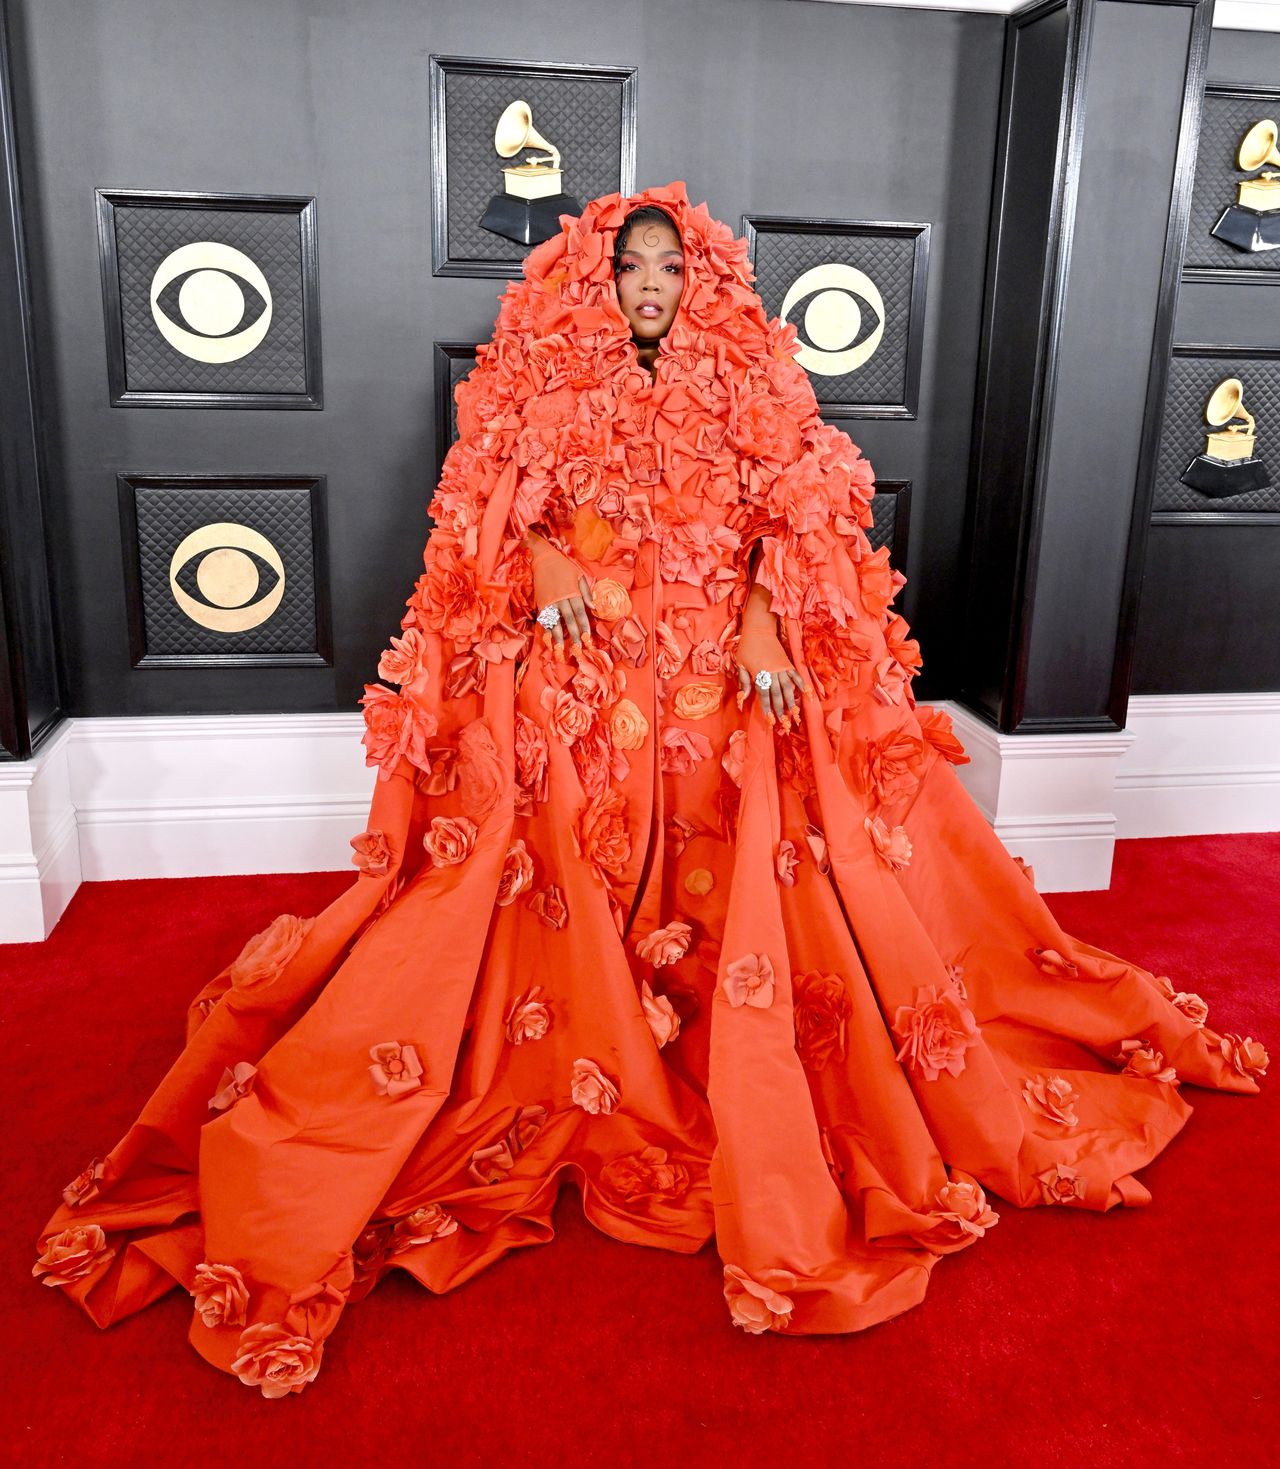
[{"xmin": 614, "ymin": 218, "xmax": 685, "ymax": 343}]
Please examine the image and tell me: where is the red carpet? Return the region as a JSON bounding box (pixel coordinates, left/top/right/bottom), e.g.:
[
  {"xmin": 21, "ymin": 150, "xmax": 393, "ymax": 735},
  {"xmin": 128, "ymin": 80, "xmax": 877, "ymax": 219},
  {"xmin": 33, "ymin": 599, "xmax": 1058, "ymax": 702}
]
[{"xmin": 4, "ymin": 834, "xmax": 1277, "ymax": 1468}]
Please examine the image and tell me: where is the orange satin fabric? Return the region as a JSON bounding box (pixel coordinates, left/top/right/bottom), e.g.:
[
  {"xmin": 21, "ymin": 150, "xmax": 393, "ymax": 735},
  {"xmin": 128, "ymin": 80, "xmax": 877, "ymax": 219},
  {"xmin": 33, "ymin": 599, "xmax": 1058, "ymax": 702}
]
[{"xmin": 34, "ymin": 182, "xmax": 1267, "ymax": 1394}]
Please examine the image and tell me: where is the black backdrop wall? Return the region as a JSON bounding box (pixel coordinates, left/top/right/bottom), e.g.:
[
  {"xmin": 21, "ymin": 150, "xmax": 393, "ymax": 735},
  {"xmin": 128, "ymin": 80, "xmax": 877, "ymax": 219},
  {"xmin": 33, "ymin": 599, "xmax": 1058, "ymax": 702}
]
[
  {"xmin": 5, "ymin": 0, "xmax": 1005, "ymax": 721},
  {"xmin": 1131, "ymin": 25, "xmax": 1280, "ymax": 695}
]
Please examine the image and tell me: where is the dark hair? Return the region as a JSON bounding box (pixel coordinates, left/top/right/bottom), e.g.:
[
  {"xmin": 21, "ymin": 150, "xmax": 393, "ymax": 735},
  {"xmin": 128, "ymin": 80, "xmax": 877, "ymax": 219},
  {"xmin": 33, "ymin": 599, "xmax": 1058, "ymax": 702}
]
[{"xmin": 612, "ymin": 205, "xmax": 680, "ymax": 276}]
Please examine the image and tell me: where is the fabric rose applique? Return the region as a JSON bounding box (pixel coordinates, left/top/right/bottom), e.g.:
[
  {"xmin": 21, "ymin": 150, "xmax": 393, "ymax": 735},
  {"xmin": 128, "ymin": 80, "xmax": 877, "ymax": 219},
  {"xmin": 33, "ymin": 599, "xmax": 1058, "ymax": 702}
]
[
  {"xmin": 722, "ymin": 1264, "xmax": 796, "ymax": 1334},
  {"xmin": 33, "ymin": 1223, "xmax": 115, "ymax": 1288},
  {"xmin": 496, "ymin": 840, "xmax": 535, "ymax": 906},
  {"xmin": 793, "ymin": 971, "xmax": 851, "ymax": 1070},
  {"xmin": 933, "ymin": 1178, "xmax": 1000, "ymax": 1240},
  {"xmin": 1037, "ymin": 1164, "xmax": 1086, "ymax": 1206},
  {"xmin": 505, "ymin": 985, "xmax": 552, "ymax": 1044},
  {"xmin": 392, "ymin": 1204, "xmax": 459, "ymax": 1251},
  {"xmin": 570, "ymin": 1058, "xmax": 620, "ymax": 1115},
  {"xmin": 599, "ymin": 1146, "xmax": 690, "ymax": 1201},
  {"xmin": 208, "ymin": 1061, "xmax": 258, "ymax": 1112},
  {"xmin": 61, "ymin": 1157, "xmax": 105, "ymax": 1209},
  {"xmin": 192, "ymin": 1262, "xmax": 250, "ymax": 1328},
  {"xmin": 368, "ymin": 1042, "xmax": 425, "ymax": 1098},
  {"xmin": 635, "ymin": 921, "xmax": 692, "ymax": 967},
  {"xmin": 640, "ymin": 980, "xmax": 681, "ymax": 1048},
  {"xmin": 227, "ymin": 913, "xmax": 314, "ymax": 992},
  {"xmin": 891, "ymin": 984, "xmax": 981, "ymax": 1081},
  {"xmin": 1218, "ymin": 1033, "xmax": 1269, "ymax": 1081},
  {"xmin": 423, "ymin": 815, "xmax": 478, "ymax": 867},
  {"xmin": 349, "ymin": 828, "xmax": 392, "ymax": 877},
  {"xmin": 722, "ymin": 953, "xmax": 776, "ymax": 1009},
  {"xmin": 230, "ymin": 1322, "xmax": 323, "ymax": 1399},
  {"xmin": 1116, "ymin": 1039, "xmax": 1179, "ymax": 1085},
  {"xmin": 1022, "ymin": 1074, "xmax": 1080, "ymax": 1127}
]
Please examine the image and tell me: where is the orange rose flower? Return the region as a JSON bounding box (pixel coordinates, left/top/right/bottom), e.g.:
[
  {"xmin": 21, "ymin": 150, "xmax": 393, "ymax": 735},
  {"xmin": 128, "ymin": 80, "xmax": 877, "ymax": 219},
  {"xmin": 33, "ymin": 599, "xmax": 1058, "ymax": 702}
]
[
  {"xmin": 192, "ymin": 1262, "xmax": 250, "ymax": 1328},
  {"xmin": 1022, "ymin": 1074, "xmax": 1080, "ymax": 1127},
  {"xmin": 570, "ymin": 1057, "xmax": 620, "ymax": 1115},
  {"xmin": 349, "ymin": 828, "xmax": 391, "ymax": 877},
  {"xmin": 609, "ymin": 698, "xmax": 649, "ymax": 750},
  {"xmin": 61, "ymin": 1157, "xmax": 105, "ymax": 1209},
  {"xmin": 360, "ymin": 683, "xmax": 439, "ymax": 781},
  {"xmin": 674, "ymin": 679, "xmax": 724, "ymax": 720},
  {"xmin": 591, "ymin": 578, "xmax": 633, "ymax": 621},
  {"xmin": 660, "ymin": 726, "xmax": 712, "ymax": 775},
  {"xmin": 793, "ymin": 971, "xmax": 851, "ymax": 1070},
  {"xmin": 864, "ymin": 814, "xmax": 912, "ymax": 871},
  {"xmin": 891, "ymin": 985, "xmax": 981, "ymax": 1081},
  {"xmin": 654, "ymin": 620, "xmax": 687, "ymax": 679},
  {"xmin": 529, "ymin": 884, "xmax": 569, "ymax": 930},
  {"xmin": 540, "ymin": 686, "xmax": 595, "ymax": 746},
  {"xmin": 377, "ymin": 627, "xmax": 429, "ymax": 686},
  {"xmin": 1117, "ymin": 1038, "xmax": 1179, "ymax": 1085},
  {"xmin": 636, "ymin": 921, "xmax": 693, "ymax": 967},
  {"xmin": 573, "ymin": 788, "xmax": 632, "ymax": 880},
  {"xmin": 640, "ymin": 979, "xmax": 681, "ymax": 1047},
  {"xmin": 228, "ymin": 913, "xmax": 314, "ymax": 991},
  {"xmin": 505, "ymin": 985, "xmax": 552, "ymax": 1044},
  {"xmin": 230, "ymin": 1322, "xmax": 323, "ymax": 1399},
  {"xmin": 599, "ymin": 1146, "xmax": 690, "ymax": 1201},
  {"xmin": 33, "ymin": 1223, "xmax": 115, "ymax": 1288},
  {"xmin": 722, "ymin": 1263, "xmax": 796, "ymax": 1334},
  {"xmin": 496, "ymin": 839, "xmax": 534, "ymax": 906},
  {"xmin": 775, "ymin": 839, "xmax": 799, "ymax": 886},
  {"xmin": 1219, "ymin": 1032, "xmax": 1268, "ymax": 1080},
  {"xmin": 392, "ymin": 1204, "xmax": 459, "ymax": 1250},
  {"xmin": 422, "ymin": 815, "xmax": 478, "ymax": 867},
  {"xmin": 933, "ymin": 1178, "xmax": 1000, "ymax": 1239},
  {"xmin": 571, "ymin": 643, "xmax": 626, "ymax": 709},
  {"xmin": 1037, "ymin": 1165, "xmax": 1086, "ymax": 1205}
]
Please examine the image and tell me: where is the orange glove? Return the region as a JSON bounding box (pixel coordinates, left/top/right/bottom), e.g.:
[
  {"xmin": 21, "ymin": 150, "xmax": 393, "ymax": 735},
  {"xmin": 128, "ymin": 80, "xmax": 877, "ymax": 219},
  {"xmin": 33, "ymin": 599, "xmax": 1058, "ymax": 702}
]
[
  {"xmin": 735, "ymin": 581, "xmax": 808, "ymax": 727},
  {"xmin": 529, "ymin": 532, "xmax": 595, "ymax": 658}
]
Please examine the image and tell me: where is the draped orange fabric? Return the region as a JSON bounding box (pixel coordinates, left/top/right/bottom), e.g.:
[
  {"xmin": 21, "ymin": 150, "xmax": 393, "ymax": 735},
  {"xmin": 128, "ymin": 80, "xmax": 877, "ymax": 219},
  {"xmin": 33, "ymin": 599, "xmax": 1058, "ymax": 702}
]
[{"xmin": 34, "ymin": 181, "xmax": 1268, "ymax": 1395}]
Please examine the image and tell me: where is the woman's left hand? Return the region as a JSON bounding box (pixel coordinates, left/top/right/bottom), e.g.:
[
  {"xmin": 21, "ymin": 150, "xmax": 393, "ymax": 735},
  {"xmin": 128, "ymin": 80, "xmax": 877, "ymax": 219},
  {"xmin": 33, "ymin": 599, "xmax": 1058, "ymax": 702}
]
[{"xmin": 736, "ymin": 618, "xmax": 808, "ymax": 727}]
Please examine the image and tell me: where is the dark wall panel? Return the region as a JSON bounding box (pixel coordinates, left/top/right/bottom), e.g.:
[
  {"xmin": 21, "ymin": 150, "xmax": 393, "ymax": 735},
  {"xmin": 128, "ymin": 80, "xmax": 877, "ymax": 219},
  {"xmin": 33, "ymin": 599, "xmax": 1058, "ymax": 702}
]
[
  {"xmin": 1022, "ymin": 0, "xmax": 1195, "ymax": 721},
  {"xmin": 1132, "ymin": 26, "xmax": 1280, "ymax": 695},
  {"xmin": 8, "ymin": 0, "xmax": 1005, "ymax": 717}
]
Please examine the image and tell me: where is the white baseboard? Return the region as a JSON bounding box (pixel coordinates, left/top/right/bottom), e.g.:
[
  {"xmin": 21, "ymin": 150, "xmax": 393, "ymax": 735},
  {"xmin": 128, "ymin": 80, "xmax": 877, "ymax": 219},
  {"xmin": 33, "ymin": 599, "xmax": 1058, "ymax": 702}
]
[
  {"xmin": 1112, "ymin": 694, "xmax": 1280, "ymax": 837},
  {"xmin": 940, "ymin": 702, "xmax": 1135, "ymax": 893},
  {"xmin": 1, "ymin": 696, "xmax": 1277, "ymax": 942}
]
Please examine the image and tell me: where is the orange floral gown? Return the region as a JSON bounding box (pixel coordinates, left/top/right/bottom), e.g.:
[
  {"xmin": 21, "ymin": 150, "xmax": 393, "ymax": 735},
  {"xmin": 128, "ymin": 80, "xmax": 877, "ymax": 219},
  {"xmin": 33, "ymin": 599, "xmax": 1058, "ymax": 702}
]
[{"xmin": 33, "ymin": 182, "xmax": 1268, "ymax": 1395}]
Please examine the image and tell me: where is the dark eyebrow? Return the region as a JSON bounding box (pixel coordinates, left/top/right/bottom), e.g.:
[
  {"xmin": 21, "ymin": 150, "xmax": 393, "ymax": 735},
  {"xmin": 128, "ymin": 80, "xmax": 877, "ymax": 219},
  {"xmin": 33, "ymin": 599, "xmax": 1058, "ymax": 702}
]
[{"xmin": 620, "ymin": 248, "xmax": 684, "ymax": 258}]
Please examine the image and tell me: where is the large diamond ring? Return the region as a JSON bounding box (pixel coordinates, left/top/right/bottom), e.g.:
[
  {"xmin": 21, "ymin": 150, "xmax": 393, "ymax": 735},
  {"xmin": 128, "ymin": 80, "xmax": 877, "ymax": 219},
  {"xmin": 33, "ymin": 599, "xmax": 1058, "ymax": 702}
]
[
  {"xmin": 754, "ymin": 669, "xmax": 774, "ymax": 693},
  {"xmin": 536, "ymin": 604, "xmax": 562, "ymax": 630}
]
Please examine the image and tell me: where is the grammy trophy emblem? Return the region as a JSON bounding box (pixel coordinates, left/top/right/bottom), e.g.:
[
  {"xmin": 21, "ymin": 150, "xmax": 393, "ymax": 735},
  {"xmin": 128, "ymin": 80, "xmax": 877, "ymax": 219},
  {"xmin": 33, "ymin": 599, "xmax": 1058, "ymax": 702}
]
[
  {"xmin": 479, "ymin": 99, "xmax": 583, "ymax": 246},
  {"xmin": 1178, "ymin": 377, "xmax": 1273, "ymax": 499},
  {"xmin": 1209, "ymin": 118, "xmax": 1280, "ymax": 253}
]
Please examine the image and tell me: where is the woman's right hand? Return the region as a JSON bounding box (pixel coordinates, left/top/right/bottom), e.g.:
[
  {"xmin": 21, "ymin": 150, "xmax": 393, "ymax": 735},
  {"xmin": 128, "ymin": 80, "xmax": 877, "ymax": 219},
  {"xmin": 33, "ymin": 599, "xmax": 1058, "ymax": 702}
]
[{"xmin": 528, "ymin": 532, "xmax": 595, "ymax": 654}]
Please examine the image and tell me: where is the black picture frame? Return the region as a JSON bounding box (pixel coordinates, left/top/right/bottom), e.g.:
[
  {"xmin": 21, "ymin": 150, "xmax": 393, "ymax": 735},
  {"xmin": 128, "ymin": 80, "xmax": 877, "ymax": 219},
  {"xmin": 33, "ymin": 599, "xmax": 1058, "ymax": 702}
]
[
  {"xmin": 1151, "ymin": 343, "xmax": 1280, "ymax": 522},
  {"xmin": 866, "ymin": 479, "xmax": 912, "ymax": 570},
  {"xmin": 429, "ymin": 54, "xmax": 637, "ymax": 279},
  {"xmin": 1183, "ymin": 82, "xmax": 1280, "ymax": 285},
  {"xmin": 95, "ymin": 189, "xmax": 323, "ymax": 408},
  {"xmin": 742, "ymin": 215, "xmax": 930, "ymax": 420},
  {"xmin": 433, "ymin": 340, "xmax": 481, "ymax": 484},
  {"xmin": 117, "ymin": 473, "xmax": 332, "ymax": 668}
]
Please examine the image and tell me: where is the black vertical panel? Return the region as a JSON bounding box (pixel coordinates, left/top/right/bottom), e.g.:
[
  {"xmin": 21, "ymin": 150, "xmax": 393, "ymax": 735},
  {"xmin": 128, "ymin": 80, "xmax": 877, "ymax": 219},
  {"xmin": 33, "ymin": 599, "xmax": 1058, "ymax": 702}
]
[
  {"xmin": 1022, "ymin": 0, "xmax": 1197, "ymax": 725},
  {"xmin": 0, "ymin": 0, "xmax": 61, "ymax": 759},
  {"xmin": 960, "ymin": 0, "xmax": 1212, "ymax": 733},
  {"xmin": 959, "ymin": 0, "xmax": 1071, "ymax": 726}
]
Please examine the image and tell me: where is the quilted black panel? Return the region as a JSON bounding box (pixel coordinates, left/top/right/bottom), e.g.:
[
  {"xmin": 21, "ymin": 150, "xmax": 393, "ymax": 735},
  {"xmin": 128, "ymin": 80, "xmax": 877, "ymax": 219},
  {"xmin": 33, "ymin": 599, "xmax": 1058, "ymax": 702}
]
[
  {"xmin": 1185, "ymin": 88, "xmax": 1280, "ymax": 273},
  {"xmin": 113, "ymin": 204, "xmax": 308, "ymax": 393},
  {"xmin": 132, "ymin": 483, "xmax": 319, "ymax": 657},
  {"xmin": 1154, "ymin": 353, "xmax": 1280, "ymax": 513},
  {"xmin": 748, "ymin": 229, "xmax": 916, "ymax": 407},
  {"xmin": 441, "ymin": 66, "xmax": 626, "ymax": 267}
]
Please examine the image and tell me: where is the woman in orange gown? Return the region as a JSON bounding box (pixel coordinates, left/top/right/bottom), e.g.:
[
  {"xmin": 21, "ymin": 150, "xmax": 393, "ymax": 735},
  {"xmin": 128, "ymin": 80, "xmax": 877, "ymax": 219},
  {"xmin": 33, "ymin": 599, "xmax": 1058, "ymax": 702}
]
[{"xmin": 33, "ymin": 181, "xmax": 1268, "ymax": 1396}]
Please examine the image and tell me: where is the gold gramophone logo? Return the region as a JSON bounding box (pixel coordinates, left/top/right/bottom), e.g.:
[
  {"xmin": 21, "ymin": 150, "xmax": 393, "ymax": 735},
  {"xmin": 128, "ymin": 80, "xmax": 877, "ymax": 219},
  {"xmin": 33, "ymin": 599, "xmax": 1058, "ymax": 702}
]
[
  {"xmin": 1210, "ymin": 119, "xmax": 1280, "ymax": 253},
  {"xmin": 1178, "ymin": 377, "xmax": 1272, "ymax": 499},
  {"xmin": 480, "ymin": 100, "xmax": 582, "ymax": 247}
]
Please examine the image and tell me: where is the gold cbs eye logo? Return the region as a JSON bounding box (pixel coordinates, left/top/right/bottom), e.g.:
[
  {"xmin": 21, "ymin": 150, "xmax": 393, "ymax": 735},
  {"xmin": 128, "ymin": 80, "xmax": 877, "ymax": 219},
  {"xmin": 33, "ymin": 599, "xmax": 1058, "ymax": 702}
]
[
  {"xmin": 168, "ymin": 522, "xmax": 286, "ymax": 632},
  {"xmin": 149, "ymin": 242, "xmax": 273, "ymax": 364},
  {"xmin": 779, "ymin": 263, "xmax": 885, "ymax": 377}
]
